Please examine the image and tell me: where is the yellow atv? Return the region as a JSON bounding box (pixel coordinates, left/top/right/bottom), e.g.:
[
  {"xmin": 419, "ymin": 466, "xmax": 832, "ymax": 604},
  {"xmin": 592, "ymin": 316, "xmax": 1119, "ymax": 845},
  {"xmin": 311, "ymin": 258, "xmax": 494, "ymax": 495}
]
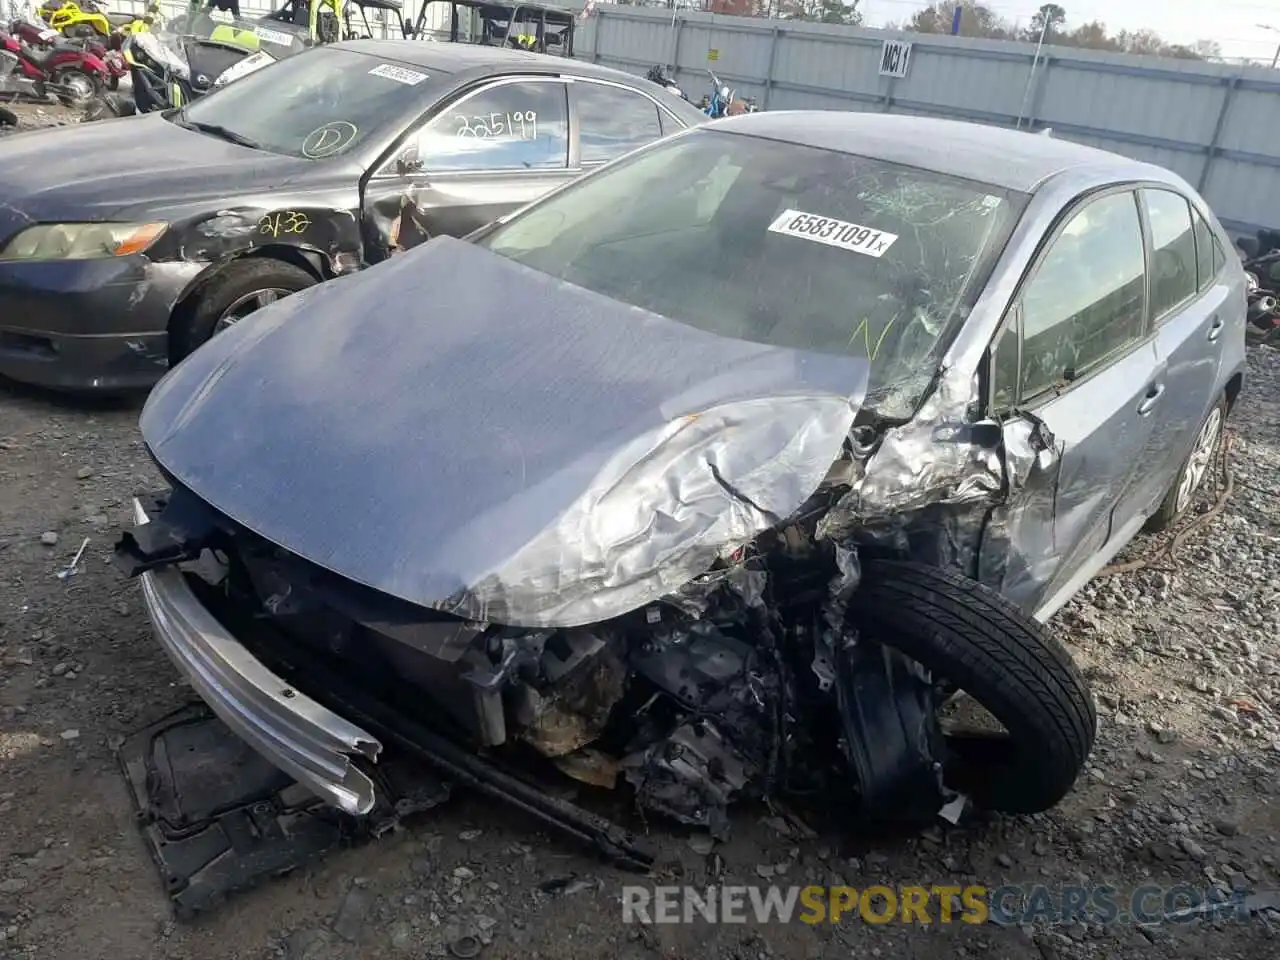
[
  {"xmin": 256, "ymin": 0, "xmax": 346, "ymax": 45},
  {"xmin": 85, "ymin": 0, "xmax": 346, "ymax": 121},
  {"xmin": 38, "ymin": 1, "xmax": 158, "ymax": 41}
]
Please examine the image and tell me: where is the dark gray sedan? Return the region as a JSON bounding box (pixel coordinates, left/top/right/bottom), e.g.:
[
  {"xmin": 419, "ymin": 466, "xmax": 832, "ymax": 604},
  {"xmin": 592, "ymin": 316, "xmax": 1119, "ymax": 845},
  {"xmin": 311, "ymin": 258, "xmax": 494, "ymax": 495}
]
[{"xmin": 0, "ymin": 41, "xmax": 705, "ymax": 391}]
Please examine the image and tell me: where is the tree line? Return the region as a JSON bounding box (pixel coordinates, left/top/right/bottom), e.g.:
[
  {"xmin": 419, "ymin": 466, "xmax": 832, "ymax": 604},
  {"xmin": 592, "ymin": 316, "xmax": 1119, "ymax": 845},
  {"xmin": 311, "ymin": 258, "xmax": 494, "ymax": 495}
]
[
  {"xmin": 726, "ymin": 1, "xmax": 1224, "ymax": 61},
  {"xmin": 891, "ymin": 2, "xmax": 1223, "ymax": 60}
]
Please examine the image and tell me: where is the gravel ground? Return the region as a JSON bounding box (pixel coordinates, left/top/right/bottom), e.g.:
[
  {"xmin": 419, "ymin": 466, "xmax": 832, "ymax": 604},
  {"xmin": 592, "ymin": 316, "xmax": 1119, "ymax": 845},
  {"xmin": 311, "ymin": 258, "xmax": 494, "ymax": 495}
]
[
  {"xmin": 2, "ymin": 110, "xmax": 1280, "ymax": 960},
  {"xmin": 0, "ymin": 102, "xmax": 81, "ymax": 136},
  {"xmin": 0, "ymin": 345, "xmax": 1276, "ymax": 960}
]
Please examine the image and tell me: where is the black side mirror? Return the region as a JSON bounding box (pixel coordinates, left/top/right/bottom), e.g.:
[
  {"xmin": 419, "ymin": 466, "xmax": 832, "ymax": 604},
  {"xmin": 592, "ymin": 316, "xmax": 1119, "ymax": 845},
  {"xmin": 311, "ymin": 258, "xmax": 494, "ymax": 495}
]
[{"xmin": 396, "ymin": 150, "xmax": 424, "ymax": 176}]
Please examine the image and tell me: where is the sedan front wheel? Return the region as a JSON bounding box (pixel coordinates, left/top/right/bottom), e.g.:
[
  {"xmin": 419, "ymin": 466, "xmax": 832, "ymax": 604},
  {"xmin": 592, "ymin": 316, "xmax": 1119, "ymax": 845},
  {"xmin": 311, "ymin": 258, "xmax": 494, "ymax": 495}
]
[{"xmin": 171, "ymin": 259, "xmax": 317, "ymax": 363}]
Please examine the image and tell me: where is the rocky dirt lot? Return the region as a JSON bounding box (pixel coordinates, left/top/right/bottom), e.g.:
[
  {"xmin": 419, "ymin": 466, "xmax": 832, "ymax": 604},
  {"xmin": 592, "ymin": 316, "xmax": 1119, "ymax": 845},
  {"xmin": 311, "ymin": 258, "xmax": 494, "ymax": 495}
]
[
  {"xmin": 2, "ymin": 108, "xmax": 1280, "ymax": 960},
  {"xmin": 0, "ymin": 343, "xmax": 1275, "ymax": 960}
]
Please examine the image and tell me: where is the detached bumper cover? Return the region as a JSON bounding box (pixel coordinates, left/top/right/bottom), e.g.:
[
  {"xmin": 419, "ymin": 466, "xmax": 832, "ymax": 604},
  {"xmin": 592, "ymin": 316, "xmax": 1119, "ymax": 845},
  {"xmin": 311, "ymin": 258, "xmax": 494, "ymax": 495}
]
[{"xmin": 133, "ymin": 498, "xmax": 383, "ymax": 816}]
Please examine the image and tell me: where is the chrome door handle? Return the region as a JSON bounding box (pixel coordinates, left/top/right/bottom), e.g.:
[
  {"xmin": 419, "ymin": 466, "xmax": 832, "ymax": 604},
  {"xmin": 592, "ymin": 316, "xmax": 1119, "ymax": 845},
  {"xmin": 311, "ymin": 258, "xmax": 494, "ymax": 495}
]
[
  {"xmin": 1207, "ymin": 315, "xmax": 1224, "ymax": 342},
  {"xmin": 1138, "ymin": 382, "xmax": 1165, "ymax": 415}
]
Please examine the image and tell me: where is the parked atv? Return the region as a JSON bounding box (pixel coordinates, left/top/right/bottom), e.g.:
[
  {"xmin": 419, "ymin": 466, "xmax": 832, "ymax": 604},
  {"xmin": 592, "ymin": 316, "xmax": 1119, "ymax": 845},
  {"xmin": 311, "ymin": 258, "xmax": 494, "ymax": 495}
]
[
  {"xmin": 84, "ymin": 0, "xmax": 338, "ymax": 120},
  {"xmin": 37, "ymin": 0, "xmax": 152, "ymax": 40},
  {"xmin": 411, "ymin": 0, "xmax": 575, "ymax": 55}
]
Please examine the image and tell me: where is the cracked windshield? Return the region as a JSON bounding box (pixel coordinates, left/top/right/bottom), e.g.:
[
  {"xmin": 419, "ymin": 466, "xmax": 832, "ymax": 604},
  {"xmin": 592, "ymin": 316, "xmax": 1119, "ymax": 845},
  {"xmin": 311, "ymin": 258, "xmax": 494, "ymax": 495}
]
[{"xmin": 481, "ymin": 129, "xmax": 1027, "ymax": 418}]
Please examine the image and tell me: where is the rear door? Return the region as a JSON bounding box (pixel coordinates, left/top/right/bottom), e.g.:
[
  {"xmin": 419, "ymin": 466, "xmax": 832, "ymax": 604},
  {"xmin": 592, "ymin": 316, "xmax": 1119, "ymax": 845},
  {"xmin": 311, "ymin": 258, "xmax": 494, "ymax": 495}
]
[
  {"xmin": 986, "ymin": 188, "xmax": 1161, "ymax": 615},
  {"xmin": 1126, "ymin": 187, "xmax": 1231, "ymax": 514},
  {"xmin": 360, "ymin": 76, "xmax": 573, "ymax": 261},
  {"xmin": 567, "ymin": 77, "xmax": 679, "ymax": 172}
]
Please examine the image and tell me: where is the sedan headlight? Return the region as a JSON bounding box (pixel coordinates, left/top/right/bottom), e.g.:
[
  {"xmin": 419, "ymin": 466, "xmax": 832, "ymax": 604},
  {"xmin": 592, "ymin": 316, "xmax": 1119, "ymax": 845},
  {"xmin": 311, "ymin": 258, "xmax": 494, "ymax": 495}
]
[
  {"xmin": 0, "ymin": 222, "xmax": 167, "ymax": 261},
  {"xmin": 459, "ymin": 394, "xmax": 858, "ymax": 627}
]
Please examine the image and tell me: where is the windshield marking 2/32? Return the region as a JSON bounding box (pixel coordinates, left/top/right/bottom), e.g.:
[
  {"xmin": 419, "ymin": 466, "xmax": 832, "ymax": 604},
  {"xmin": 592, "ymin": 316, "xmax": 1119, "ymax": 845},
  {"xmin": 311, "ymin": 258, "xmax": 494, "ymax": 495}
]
[
  {"xmin": 258, "ymin": 212, "xmax": 312, "ymax": 238},
  {"xmin": 767, "ymin": 209, "xmax": 898, "ymax": 258},
  {"xmin": 368, "ymin": 64, "xmax": 429, "ymax": 86}
]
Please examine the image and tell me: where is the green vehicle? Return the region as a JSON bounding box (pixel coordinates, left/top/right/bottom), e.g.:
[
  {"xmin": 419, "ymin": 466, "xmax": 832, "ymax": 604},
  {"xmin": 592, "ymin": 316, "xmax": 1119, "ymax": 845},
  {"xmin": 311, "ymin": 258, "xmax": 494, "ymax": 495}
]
[
  {"xmin": 86, "ymin": 0, "xmax": 348, "ymax": 118},
  {"xmin": 410, "ymin": 0, "xmax": 577, "ymax": 55}
]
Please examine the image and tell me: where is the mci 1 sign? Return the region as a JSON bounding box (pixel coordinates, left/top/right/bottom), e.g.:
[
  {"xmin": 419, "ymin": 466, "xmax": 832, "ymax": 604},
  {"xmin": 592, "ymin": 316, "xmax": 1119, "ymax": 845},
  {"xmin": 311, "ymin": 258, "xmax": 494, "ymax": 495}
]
[{"xmin": 879, "ymin": 39, "xmax": 913, "ymax": 78}]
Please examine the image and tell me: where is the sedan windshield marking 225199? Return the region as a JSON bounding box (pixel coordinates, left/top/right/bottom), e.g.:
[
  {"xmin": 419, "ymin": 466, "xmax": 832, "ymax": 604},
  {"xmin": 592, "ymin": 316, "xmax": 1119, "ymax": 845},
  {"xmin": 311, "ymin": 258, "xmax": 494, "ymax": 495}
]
[{"xmin": 767, "ymin": 208, "xmax": 898, "ymax": 258}]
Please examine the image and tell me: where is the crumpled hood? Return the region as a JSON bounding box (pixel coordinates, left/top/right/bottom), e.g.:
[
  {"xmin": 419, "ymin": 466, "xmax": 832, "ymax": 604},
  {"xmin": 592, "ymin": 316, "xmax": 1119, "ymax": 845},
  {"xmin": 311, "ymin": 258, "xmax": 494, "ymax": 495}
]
[
  {"xmin": 141, "ymin": 236, "xmax": 870, "ymax": 626},
  {"xmin": 0, "ymin": 113, "xmax": 305, "ymax": 221}
]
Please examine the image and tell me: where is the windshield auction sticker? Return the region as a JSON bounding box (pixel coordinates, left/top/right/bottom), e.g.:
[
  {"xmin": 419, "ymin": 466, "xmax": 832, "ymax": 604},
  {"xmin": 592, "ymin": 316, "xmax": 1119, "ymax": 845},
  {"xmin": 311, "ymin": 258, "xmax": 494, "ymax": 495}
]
[
  {"xmin": 368, "ymin": 63, "xmax": 429, "ymax": 85},
  {"xmin": 767, "ymin": 209, "xmax": 898, "ymax": 258}
]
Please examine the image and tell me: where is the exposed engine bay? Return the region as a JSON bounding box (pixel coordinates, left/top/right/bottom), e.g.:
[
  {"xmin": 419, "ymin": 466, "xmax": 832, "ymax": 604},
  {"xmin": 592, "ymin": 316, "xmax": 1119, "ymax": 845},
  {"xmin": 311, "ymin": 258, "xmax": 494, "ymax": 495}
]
[{"xmin": 118, "ymin": 469, "xmax": 1085, "ymax": 854}]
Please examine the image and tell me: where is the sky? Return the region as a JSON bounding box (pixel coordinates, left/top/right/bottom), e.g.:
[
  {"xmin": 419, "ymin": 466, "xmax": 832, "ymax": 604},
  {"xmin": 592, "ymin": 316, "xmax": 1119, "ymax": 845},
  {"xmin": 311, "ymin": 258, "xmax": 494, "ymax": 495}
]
[{"xmin": 859, "ymin": 0, "xmax": 1280, "ymax": 62}]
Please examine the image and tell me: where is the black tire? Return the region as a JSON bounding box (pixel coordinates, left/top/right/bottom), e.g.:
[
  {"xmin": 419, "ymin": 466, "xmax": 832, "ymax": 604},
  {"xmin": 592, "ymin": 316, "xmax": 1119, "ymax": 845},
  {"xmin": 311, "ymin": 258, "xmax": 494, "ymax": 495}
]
[
  {"xmin": 81, "ymin": 94, "xmax": 123, "ymax": 122},
  {"xmin": 171, "ymin": 259, "xmax": 317, "ymax": 362},
  {"xmin": 1144, "ymin": 394, "xmax": 1227, "ymax": 533},
  {"xmin": 0, "ymin": 106, "xmax": 16, "ymax": 127},
  {"xmin": 848, "ymin": 560, "xmax": 1096, "ymax": 815}
]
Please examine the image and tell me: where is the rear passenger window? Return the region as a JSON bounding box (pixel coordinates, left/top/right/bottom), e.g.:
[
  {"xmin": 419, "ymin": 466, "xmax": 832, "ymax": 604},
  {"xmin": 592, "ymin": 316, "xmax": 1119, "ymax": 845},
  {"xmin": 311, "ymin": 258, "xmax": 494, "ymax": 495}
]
[
  {"xmin": 1016, "ymin": 191, "xmax": 1147, "ymax": 402},
  {"xmin": 1142, "ymin": 189, "xmax": 1197, "ymax": 318},
  {"xmin": 1192, "ymin": 209, "xmax": 1216, "ymax": 291},
  {"xmin": 574, "ymin": 82, "xmax": 662, "ymax": 164}
]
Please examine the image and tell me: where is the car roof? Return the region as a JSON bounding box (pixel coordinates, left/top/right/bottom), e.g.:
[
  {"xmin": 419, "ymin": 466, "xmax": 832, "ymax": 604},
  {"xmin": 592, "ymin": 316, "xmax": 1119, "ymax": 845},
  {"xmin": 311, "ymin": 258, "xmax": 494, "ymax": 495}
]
[
  {"xmin": 330, "ymin": 39, "xmax": 708, "ymax": 125},
  {"xmin": 334, "ymin": 39, "xmax": 548, "ymax": 73},
  {"xmin": 709, "ymin": 111, "xmax": 1163, "ymax": 194},
  {"xmin": 333, "ymin": 39, "xmax": 645, "ymax": 79}
]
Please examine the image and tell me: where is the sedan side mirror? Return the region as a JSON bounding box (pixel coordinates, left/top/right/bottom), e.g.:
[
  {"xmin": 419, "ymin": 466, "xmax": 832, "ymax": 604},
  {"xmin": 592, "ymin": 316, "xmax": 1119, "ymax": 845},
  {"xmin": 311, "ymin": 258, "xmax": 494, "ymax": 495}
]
[{"xmin": 396, "ymin": 148, "xmax": 425, "ymax": 177}]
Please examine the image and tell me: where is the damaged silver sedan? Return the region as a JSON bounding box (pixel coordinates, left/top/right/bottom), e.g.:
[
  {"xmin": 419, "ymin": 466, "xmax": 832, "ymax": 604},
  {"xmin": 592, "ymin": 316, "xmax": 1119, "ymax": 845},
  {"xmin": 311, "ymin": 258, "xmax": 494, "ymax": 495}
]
[{"xmin": 114, "ymin": 112, "xmax": 1247, "ymax": 865}]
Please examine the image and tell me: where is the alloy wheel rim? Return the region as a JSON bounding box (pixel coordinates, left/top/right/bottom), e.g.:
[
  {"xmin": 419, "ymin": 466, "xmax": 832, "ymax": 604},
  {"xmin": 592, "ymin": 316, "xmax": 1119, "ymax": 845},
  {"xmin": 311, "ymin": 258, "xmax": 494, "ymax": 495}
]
[
  {"xmin": 62, "ymin": 73, "xmax": 95, "ymax": 103},
  {"xmin": 214, "ymin": 288, "xmax": 289, "ymax": 335},
  {"xmin": 1174, "ymin": 407, "xmax": 1223, "ymax": 514}
]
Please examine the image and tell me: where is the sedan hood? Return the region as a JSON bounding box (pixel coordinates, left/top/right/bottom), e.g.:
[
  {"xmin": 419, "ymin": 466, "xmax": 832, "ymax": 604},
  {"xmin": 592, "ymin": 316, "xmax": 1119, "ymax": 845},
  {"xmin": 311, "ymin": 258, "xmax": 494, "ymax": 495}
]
[
  {"xmin": 140, "ymin": 237, "xmax": 870, "ymax": 627},
  {"xmin": 0, "ymin": 113, "xmax": 306, "ymax": 221}
]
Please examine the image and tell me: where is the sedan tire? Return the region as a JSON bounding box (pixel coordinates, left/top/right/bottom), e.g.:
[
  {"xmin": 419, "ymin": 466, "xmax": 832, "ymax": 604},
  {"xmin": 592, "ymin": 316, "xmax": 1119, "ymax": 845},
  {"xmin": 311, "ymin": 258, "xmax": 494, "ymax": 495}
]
[
  {"xmin": 172, "ymin": 259, "xmax": 317, "ymax": 362},
  {"xmin": 1143, "ymin": 394, "xmax": 1226, "ymax": 534},
  {"xmin": 849, "ymin": 560, "xmax": 1097, "ymax": 815}
]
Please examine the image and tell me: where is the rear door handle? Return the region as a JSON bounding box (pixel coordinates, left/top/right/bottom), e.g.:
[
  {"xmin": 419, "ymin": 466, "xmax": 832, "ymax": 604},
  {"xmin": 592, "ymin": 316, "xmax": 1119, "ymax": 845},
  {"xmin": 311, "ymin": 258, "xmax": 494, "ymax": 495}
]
[
  {"xmin": 1138, "ymin": 382, "xmax": 1165, "ymax": 415},
  {"xmin": 1207, "ymin": 314, "xmax": 1224, "ymax": 342}
]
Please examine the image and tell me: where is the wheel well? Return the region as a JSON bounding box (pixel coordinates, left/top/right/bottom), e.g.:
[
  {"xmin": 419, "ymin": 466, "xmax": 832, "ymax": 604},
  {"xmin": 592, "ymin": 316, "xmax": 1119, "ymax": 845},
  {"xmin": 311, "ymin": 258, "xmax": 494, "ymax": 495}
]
[
  {"xmin": 1224, "ymin": 371, "xmax": 1244, "ymax": 412},
  {"xmin": 165, "ymin": 246, "xmax": 328, "ymax": 365}
]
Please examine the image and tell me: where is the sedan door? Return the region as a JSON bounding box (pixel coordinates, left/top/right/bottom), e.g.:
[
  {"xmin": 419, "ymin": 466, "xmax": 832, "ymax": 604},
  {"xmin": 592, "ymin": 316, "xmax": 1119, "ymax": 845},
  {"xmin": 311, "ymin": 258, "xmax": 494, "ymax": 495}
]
[
  {"xmin": 360, "ymin": 76, "xmax": 574, "ymax": 261},
  {"xmin": 1123, "ymin": 188, "xmax": 1232, "ymax": 516},
  {"xmin": 985, "ymin": 188, "xmax": 1161, "ymax": 618}
]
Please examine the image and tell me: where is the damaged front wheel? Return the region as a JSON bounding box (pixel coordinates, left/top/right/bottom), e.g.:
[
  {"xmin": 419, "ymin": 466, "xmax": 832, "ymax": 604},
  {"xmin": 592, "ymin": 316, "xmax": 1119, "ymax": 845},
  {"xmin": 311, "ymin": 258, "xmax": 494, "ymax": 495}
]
[
  {"xmin": 171, "ymin": 259, "xmax": 318, "ymax": 361},
  {"xmin": 849, "ymin": 561, "xmax": 1097, "ymax": 815}
]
